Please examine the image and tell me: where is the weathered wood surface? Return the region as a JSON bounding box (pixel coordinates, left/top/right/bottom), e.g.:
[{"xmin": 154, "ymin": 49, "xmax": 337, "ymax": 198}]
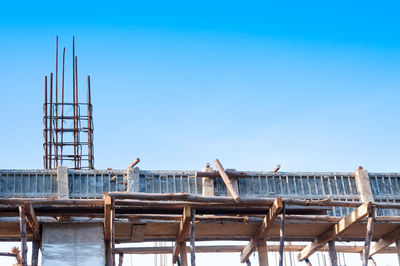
[
  {"xmin": 213, "ymin": 159, "xmax": 241, "ymax": 203},
  {"xmin": 190, "ymin": 209, "xmax": 196, "ymax": 266},
  {"xmin": 363, "ymin": 210, "xmax": 375, "ymax": 266},
  {"xmin": 173, "ymin": 207, "xmax": 191, "ymax": 264},
  {"xmin": 328, "ymin": 241, "xmax": 337, "ymax": 266},
  {"xmin": 278, "ymin": 202, "xmax": 286, "ymax": 266},
  {"xmin": 19, "ymin": 206, "xmax": 27, "ymax": 266},
  {"xmin": 240, "ymin": 198, "xmax": 283, "ymax": 262},
  {"xmin": 257, "ymin": 240, "xmax": 269, "ymax": 266},
  {"xmin": 24, "ymin": 203, "xmax": 40, "ymax": 239},
  {"xmin": 195, "ymin": 171, "xmax": 248, "ymax": 178},
  {"xmin": 31, "ymin": 239, "xmax": 40, "ymax": 266},
  {"xmin": 114, "ymin": 244, "xmax": 400, "ymax": 254},
  {"xmin": 369, "ymin": 226, "xmax": 400, "ymax": 257},
  {"xmin": 298, "ymin": 202, "xmax": 372, "ymax": 261}
]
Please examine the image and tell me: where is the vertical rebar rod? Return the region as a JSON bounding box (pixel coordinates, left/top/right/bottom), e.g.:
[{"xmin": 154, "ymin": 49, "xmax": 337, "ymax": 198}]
[
  {"xmin": 44, "ymin": 76, "xmax": 48, "ymax": 169},
  {"xmin": 75, "ymin": 55, "xmax": 80, "ymax": 168},
  {"xmin": 61, "ymin": 47, "xmax": 65, "ymax": 166},
  {"xmin": 72, "ymin": 36, "xmax": 77, "ymax": 168},
  {"xmin": 55, "ymin": 36, "xmax": 59, "ymax": 167},
  {"xmin": 87, "ymin": 75, "xmax": 93, "ymax": 169},
  {"xmin": 49, "ymin": 73, "xmax": 53, "ymax": 169}
]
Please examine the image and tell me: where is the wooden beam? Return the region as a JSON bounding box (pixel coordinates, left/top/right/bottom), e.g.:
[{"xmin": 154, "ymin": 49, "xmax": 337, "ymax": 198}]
[
  {"xmin": 24, "ymin": 203, "xmax": 40, "ymax": 239},
  {"xmin": 118, "ymin": 253, "xmax": 124, "ymax": 266},
  {"xmin": 363, "ymin": 210, "xmax": 375, "ymax": 266},
  {"xmin": 31, "ymin": 239, "xmax": 40, "ymax": 266},
  {"xmin": 127, "ymin": 158, "xmax": 140, "ymax": 169},
  {"xmin": 272, "ymin": 165, "xmax": 281, "ymax": 172},
  {"xmin": 104, "ymin": 194, "xmax": 112, "ymax": 241},
  {"xmin": 19, "ymin": 206, "xmax": 27, "ymax": 266},
  {"xmin": 257, "ymin": 240, "xmax": 269, "ymax": 266},
  {"xmin": 173, "ymin": 207, "xmax": 191, "ymax": 264},
  {"xmin": 130, "ymin": 224, "xmax": 146, "ymax": 241},
  {"xmin": 179, "ymin": 241, "xmax": 188, "ymax": 266},
  {"xmin": 190, "ymin": 208, "xmax": 196, "ymax": 266},
  {"xmin": 195, "ymin": 171, "xmax": 248, "ymax": 179},
  {"xmin": 395, "ymin": 240, "xmax": 400, "ymax": 265},
  {"xmin": 104, "ymin": 194, "xmax": 115, "ymax": 266},
  {"xmin": 115, "ymin": 244, "xmax": 400, "ymax": 255},
  {"xmin": 278, "ymin": 202, "xmax": 286, "ymax": 266},
  {"xmin": 298, "ymin": 201, "xmax": 372, "ymax": 261},
  {"xmin": 0, "ymin": 252, "xmax": 17, "ymax": 257},
  {"xmin": 213, "ymin": 159, "xmax": 241, "ymax": 203},
  {"xmin": 369, "ymin": 226, "xmax": 400, "ymax": 257},
  {"xmin": 111, "ymin": 198, "xmax": 116, "ymax": 266},
  {"xmin": 240, "ymin": 198, "xmax": 283, "ymax": 263},
  {"xmin": 328, "ymin": 241, "xmax": 337, "ymax": 266}
]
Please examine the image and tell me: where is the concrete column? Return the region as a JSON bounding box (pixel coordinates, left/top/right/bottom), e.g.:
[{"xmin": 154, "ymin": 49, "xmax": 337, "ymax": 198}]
[
  {"xmin": 57, "ymin": 166, "xmax": 69, "ymax": 199},
  {"xmin": 202, "ymin": 164, "xmax": 214, "ymax": 196},
  {"xmin": 127, "ymin": 167, "xmax": 140, "ymax": 192},
  {"xmin": 354, "ymin": 167, "xmax": 374, "ymax": 202}
]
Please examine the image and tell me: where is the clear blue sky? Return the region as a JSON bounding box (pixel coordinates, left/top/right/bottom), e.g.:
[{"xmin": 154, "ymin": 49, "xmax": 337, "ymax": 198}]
[
  {"xmin": 1, "ymin": 2, "xmax": 400, "ymax": 266},
  {"xmin": 0, "ymin": 1, "xmax": 400, "ymax": 173}
]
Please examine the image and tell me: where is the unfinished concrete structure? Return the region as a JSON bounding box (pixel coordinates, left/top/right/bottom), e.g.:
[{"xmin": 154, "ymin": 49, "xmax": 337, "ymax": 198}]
[{"xmin": 1, "ymin": 161, "xmax": 400, "ymax": 266}]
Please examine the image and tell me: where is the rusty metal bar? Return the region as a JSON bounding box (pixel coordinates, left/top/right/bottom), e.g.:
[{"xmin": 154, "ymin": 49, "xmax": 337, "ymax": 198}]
[
  {"xmin": 72, "ymin": 36, "xmax": 77, "ymax": 169},
  {"xmin": 87, "ymin": 75, "xmax": 93, "ymax": 169},
  {"xmin": 49, "ymin": 73, "xmax": 53, "ymax": 169},
  {"xmin": 43, "ymin": 75, "xmax": 48, "ymax": 169},
  {"xmin": 43, "ymin": 37, "xmax": 94, "ymax": 170},
  {"xmin": 61, "ymin": 47, "xmax": 65, "ymax": 166},
  {"xmin": 75, "ymin": 55, "xmax": 80, "ymax": 168},
  {"xmin": 55, "ymin": 36, "xmax": 59, "ymax": 167}
]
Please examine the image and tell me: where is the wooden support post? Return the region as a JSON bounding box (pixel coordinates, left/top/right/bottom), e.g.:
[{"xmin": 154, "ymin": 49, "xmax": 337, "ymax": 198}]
[
  {"xmin": 257, "ymin": 240, "xmax": 269, "ymax": 266},
  {"xmin": 369, "ymin": 226, "xmax": 400, "ymax": 257},
  {"xmin": 298, "ymin": 202, "xmax": 372, "ymax": 261},
  {"xmin": 363, "ymin": 209, "xmax": 375, "ymax": 266},
  {"xmin": 111, "ymin": 197, "xmax": 116, "ymax": 266},
  {"xmin": 173, "ymin": 207, "xmax": 192, "ymax": 264},
  {"xmin": 279, "ymin": 202, "xmax": 286, "ymax": 266},
  {"xmin": 245, "ymin": 259, "xmax": 251, "ymax": 266},
  {"xmin": 179, "ymin": 241, "xmax": 188, "ymax": 266},
  {"xmin": 118, "ymin": 253, "xmax": 124, "ymax": 266},
  {"xmin": 24, "ymin": 203, "xmax": 40, "ymax": 240},
  {"xmin": 213, "ymin": 159, "xmax": 241, "ymax": 203},
  {"xmin": 328, "ymin": 241, "xmax": 338, "ymax": 266},
  {"xmin": 19, "ymin": 206, "xmax": 27, "ymax": 266},
  {"xmin": 190, "ymin": 208, "xmax": 196, "ymax": 266},
  {"xmin": 304, "ymin": 258, "xmax": 312, "ymax": 266},
  {"xmin": 31, "ymin": 239, "xmax": 40, "ymax": 266},
  {"xmin": 104, "ymin": 194, "xmax": 115, "ymax": 266},
  {"xmin": 395, "ymin": 240, "xmax": 400, "ymax": 266},
  {"xmin": 240, "ymin": 198, "xmax": 283, "ymax": 263}
]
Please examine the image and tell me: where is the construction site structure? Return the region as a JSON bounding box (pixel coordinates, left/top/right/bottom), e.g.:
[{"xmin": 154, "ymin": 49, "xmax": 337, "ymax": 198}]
[
  {"xmin": 1, "ymin": 161, "xmax": 400, "ymax": 266},
  {"xmin": 43, "ymin": 36, "xmax": 94, "ymax": 170}
]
